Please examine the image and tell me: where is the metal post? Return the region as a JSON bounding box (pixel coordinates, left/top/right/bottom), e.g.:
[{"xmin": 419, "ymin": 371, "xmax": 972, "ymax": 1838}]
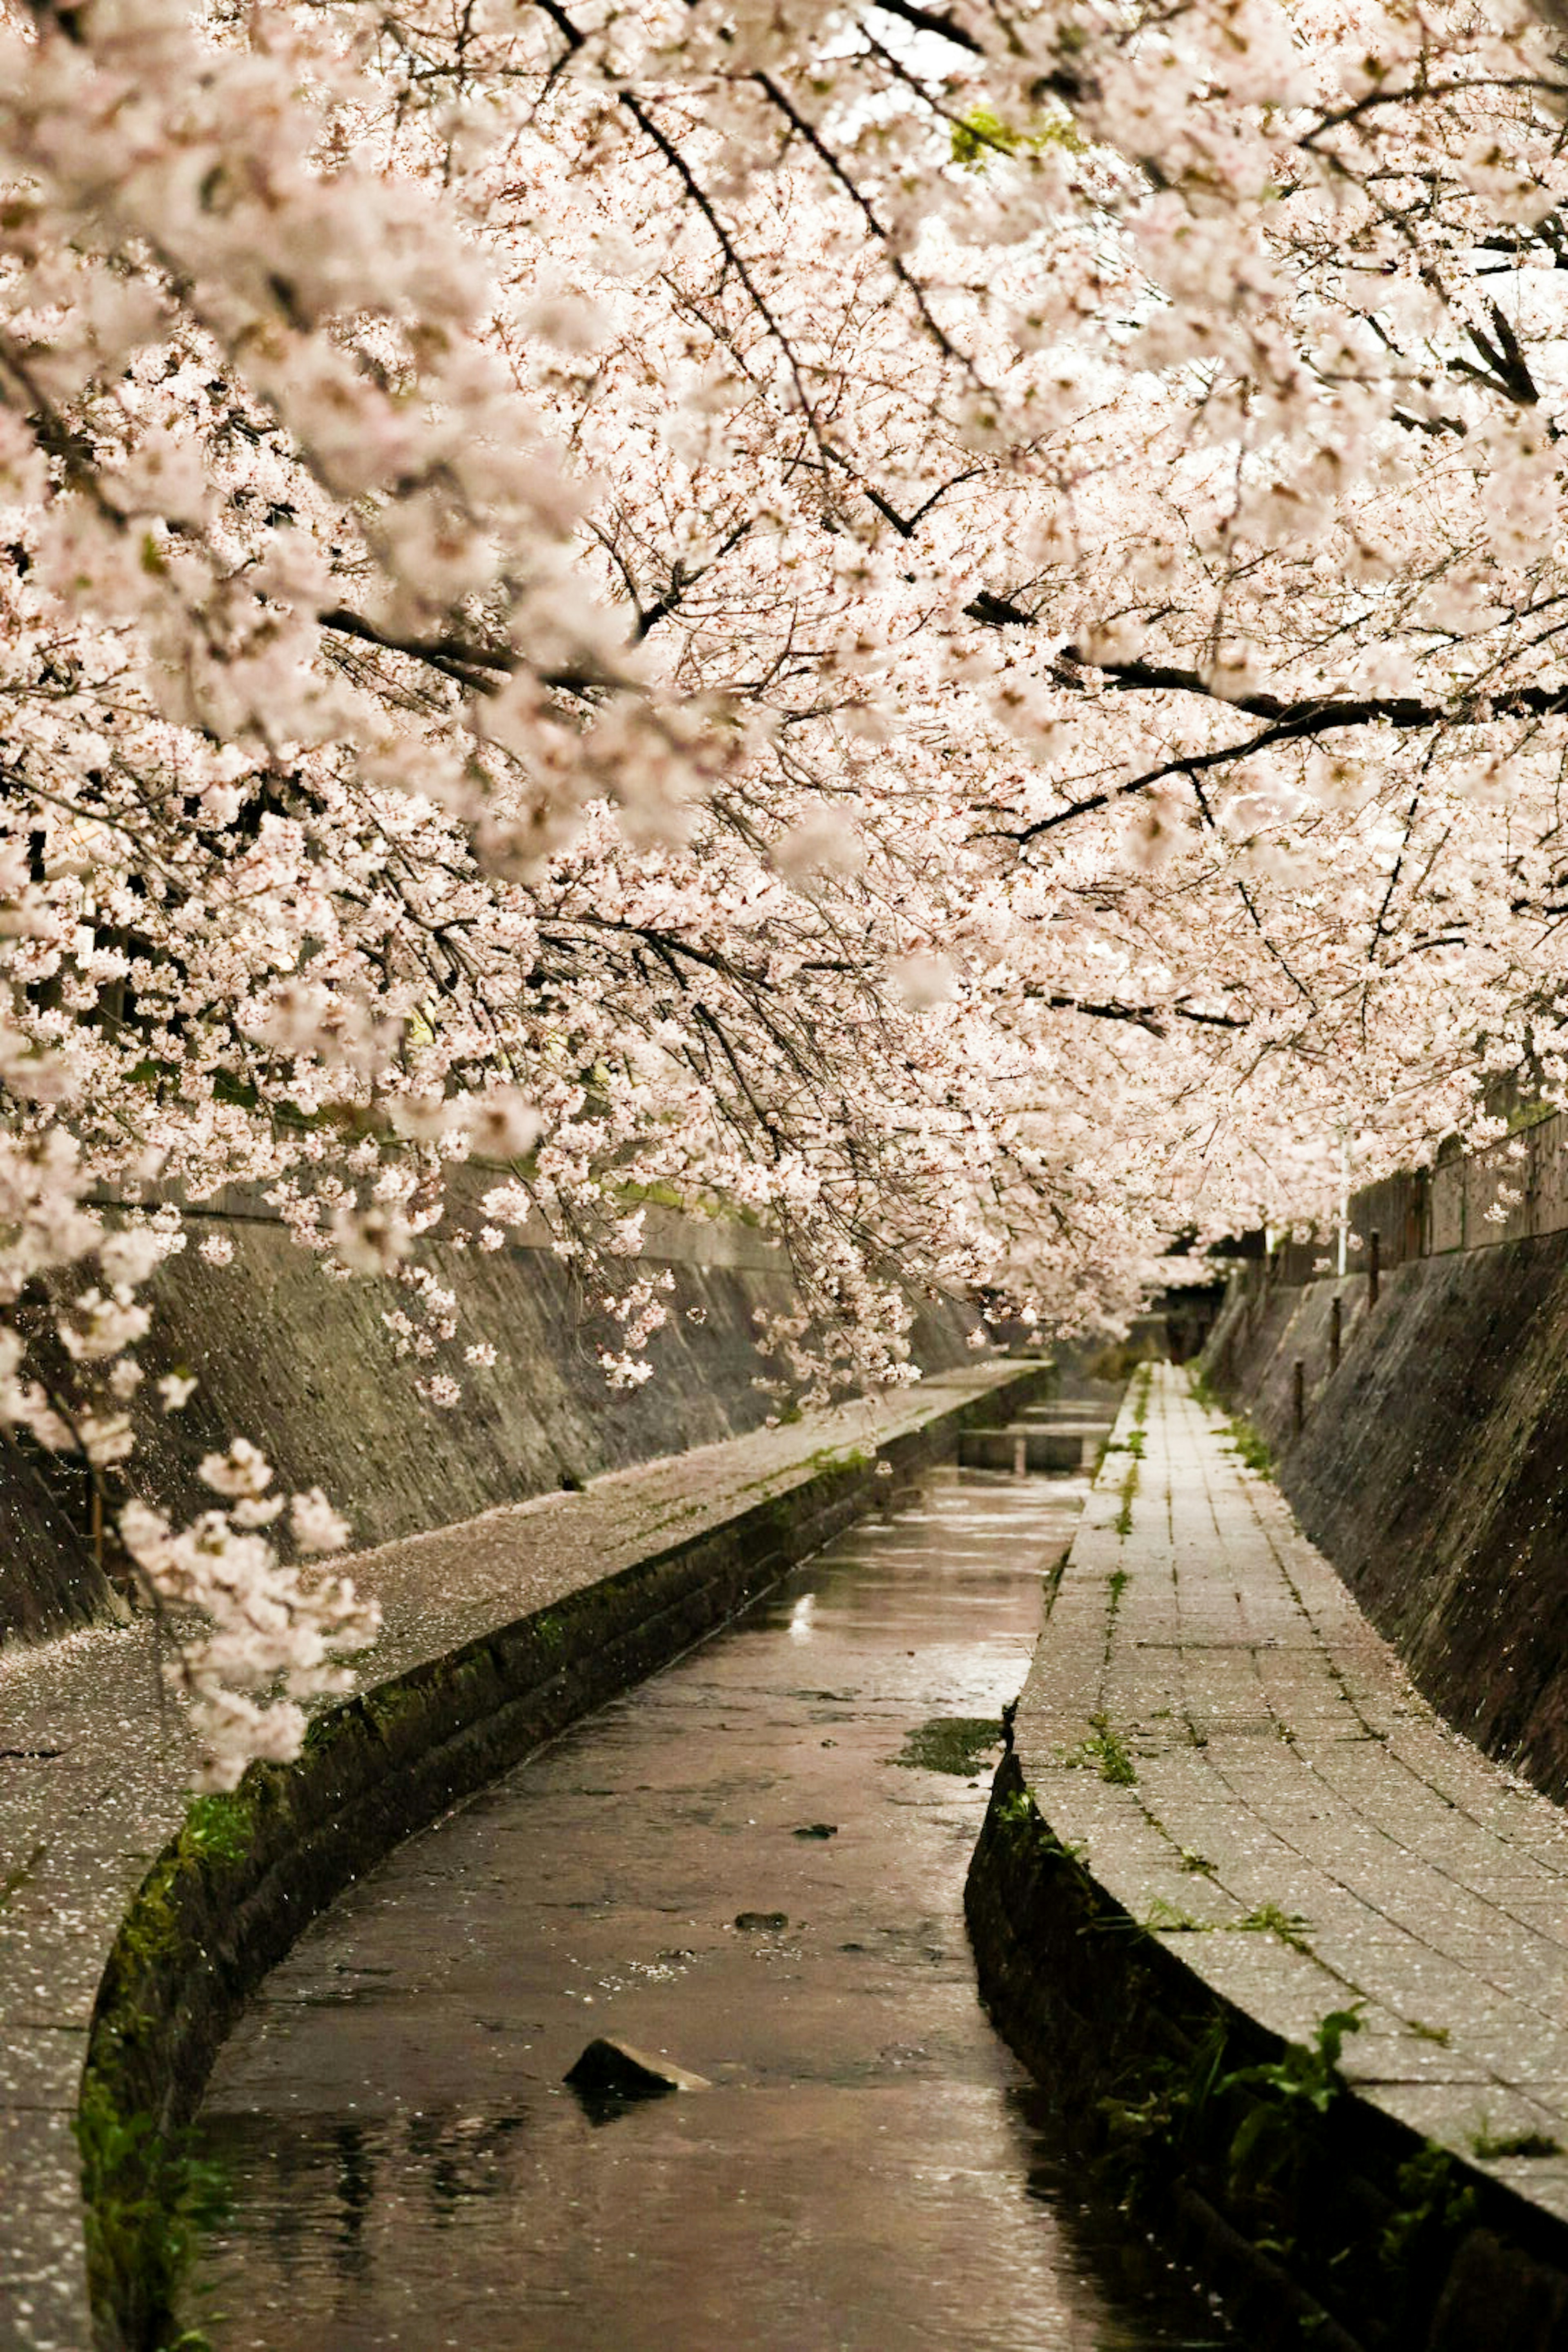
[
  {"xmin": 1337, "ymin": 1136, "xmax": 1350, "ymax": 1278},
  {"xmin": 1368, "ymin": 1228, "xmax": 1381, "ymax": 1309},
  {"xmin": 1293, "ymin": 1358, "xmax": 1305, "ymax": 1436},
  {"xmin": 1330, "ymin": 1293, "xmax": 1342, "ymax": 1372}
]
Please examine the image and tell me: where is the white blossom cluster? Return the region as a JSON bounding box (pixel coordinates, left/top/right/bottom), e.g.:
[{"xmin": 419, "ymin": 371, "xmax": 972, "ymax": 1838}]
[
  {"xmin": 121, "ymin": 1454, "xmax": 373, "ymax": 1793},
  {"xmin": 0, "ymin": 0, "xmax": 1566, "ymax": 1775}
]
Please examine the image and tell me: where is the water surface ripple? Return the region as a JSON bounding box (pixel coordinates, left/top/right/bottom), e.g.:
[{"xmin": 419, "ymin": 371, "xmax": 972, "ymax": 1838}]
[{"xmin": 193, "ymin": 1464, "xmax": 1234, "ymax": 2352}]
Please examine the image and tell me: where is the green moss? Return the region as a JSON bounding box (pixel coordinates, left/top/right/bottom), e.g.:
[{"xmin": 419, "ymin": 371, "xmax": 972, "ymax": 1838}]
[
  {"xmin": 1187, "ymin": 1365, "xmax": 1275, "ymax": 1478},
  {"xmin": 76, "ymin": 1784, "xmax": 253, "ymax": 2341},
  {"xmin": 1141, "ymin": 1897, "xmax": 1312, "ymax": 1953},
  {"xmin": 75, "ymin": 2070, "xmax": 228, "ymax": 2350},
  {"xmin": 113, "ymin": 1860, "xmax": 182, "ymax": 1981},
  {"xmin": 1231, "ymin": 1900, "xmax": 1313, "ymax": 1954},
  {"xmin": 1226, "ymin": 1417, "xmax": 1274, "ymax": 1477},
  {"xmin": 809, "ymin": 1441, "xmax": 872, "ymax": 1474},
  {"xmin": 891, "ymin": 1715, "xmax": 1002, "ymax": 1775},
  {"xmin": 365, "ymin": 1680, "xmax": 427, "ymax": 1727},
  {"xmin": 1110, "ymin": 1369, "xmax": 1153, "ymax": 1534},
  {"xmin": 78, "ymin": 1743, "xmax": 347, "ymax": 2339},
  {"xmin": 1063, "ymin": 1711, "xmax": 1137, "ymax": 1786},
  {"xmin": 1470, "ymin": 2126, "xmax": 1564, "ymax": 2160},
  {"xmin": 1114, "ymin": 1463, "xmax": 1138, "ymax": 1537},
  {"xmin": 180, "ymin": 1793, "xmax": 254, "ymax": 1869}
]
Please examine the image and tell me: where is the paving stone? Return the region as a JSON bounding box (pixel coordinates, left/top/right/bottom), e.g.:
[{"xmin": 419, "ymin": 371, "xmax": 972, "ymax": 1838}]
[
  {"xmin": 0, "ymin": 2027, "xmax": 89, "ymax": 2110},
  {"xmin": 0, "ymin": 2108, "xmax": 95, "ymax": 2352},
  {"xmin": 1016, "ymin": 1363, "xmax": 1568, "ymax": 2231}
]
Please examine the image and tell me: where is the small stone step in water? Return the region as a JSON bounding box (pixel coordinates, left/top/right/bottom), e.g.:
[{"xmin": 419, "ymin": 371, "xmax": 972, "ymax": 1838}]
[{"xmin": 958, "ymin": 1422, "xmax": 1109, "ymax": 1473}]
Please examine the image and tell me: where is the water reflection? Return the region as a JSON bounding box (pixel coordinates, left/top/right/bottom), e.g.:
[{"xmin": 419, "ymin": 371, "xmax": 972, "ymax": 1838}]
[{"xmin": 191, "ymin": 1466, "xmax": 1235, "ymax": 2352}]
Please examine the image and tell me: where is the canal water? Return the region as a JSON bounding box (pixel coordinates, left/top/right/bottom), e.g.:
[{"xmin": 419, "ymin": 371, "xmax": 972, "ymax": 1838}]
[{"xmin": 190, "ymin": 1463, "xmax": 1234, "ymax": 2351}]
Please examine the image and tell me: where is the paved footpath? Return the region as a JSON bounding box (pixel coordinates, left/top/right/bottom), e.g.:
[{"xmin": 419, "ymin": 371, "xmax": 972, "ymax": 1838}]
[
  {"xmin": 1016, "ymin": 1362, "xmax": 1568, "ymax": 2223},
  {"xmin": 0, "ymin": 1364, "xmax": 1026, "ymax": 2351}
]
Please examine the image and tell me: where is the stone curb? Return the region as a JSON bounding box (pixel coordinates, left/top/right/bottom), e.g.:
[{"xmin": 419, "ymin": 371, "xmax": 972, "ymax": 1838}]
[
  {"xmin": 967, "ymin": 1753, "xmax": 1568, "ymax": 2352},
  {"xmin": 965, "ymin": 1368, "xmax": 1568, "ymax": 2352}
]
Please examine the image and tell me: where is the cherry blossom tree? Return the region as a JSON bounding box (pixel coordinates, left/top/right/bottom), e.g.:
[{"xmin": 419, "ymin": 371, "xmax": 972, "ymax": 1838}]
[{"xmin": 4, "ymin": 0, "xmax": 1568, "ymax": 1775}]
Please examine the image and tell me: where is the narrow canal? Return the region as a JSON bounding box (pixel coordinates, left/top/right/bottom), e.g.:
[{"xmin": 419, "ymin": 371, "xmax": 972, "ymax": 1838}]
[{"xmin": 190, "ymin": 1457, "xmax": 1234, "ymax": 2351}]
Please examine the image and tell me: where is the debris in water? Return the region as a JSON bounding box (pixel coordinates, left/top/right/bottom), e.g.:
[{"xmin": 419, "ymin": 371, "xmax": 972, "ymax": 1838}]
[
  {"xmin": 890, "ymin": 1716, "xmax": 1003, "ymax": 1775},
  {"xmin": 564, "ymin": 2037, "xmax": 709, "ymax": 2104}
]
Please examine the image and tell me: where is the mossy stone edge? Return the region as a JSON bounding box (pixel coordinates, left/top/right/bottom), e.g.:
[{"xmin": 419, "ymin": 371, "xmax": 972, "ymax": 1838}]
[{"xmin": 965, "ymin": 1753, "xmax": 1568, "ymax": 2352}]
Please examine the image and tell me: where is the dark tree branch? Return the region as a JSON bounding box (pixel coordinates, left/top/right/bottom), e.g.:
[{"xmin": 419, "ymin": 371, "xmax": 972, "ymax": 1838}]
[
  {"xmin": 752, "ymin": 70, "xmax": 974, "ymax": 370},
  {"xmin": 1031, "ymin": 990, "xmax": 1249, "ymax": 1033},
  {"xmin": 865, "ymin": 0, "xmax": 982, "ymax": 54},
  {"xmin": 989, "ymin": 639, "xmax": 1568, "ymax": 845},
  {"xmin": 319, "ymin": 608, "xmax": 606, "ymax": 698}
]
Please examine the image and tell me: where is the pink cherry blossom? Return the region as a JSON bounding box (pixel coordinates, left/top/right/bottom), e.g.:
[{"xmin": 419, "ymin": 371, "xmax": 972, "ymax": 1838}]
[{"xmin": 2, "ymin": 0, "xmax": 1566, "ymax": 1783}]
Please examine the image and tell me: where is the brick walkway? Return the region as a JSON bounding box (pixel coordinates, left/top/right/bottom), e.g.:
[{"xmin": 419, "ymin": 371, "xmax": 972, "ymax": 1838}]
[
  {"xmin": 1015, "ymin": 1363, "xmax": 1568, "ymax": 2222},
  {"xmin": 0, "ymin": 1364, "xmax": 1026, "ymax": 2351}
]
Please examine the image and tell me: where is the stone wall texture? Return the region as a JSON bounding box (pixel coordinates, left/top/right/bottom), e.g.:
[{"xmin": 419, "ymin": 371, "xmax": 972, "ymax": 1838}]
[{"xmin": 0, "ymin": 1200, "xmax": 974, "ymax": 1648}]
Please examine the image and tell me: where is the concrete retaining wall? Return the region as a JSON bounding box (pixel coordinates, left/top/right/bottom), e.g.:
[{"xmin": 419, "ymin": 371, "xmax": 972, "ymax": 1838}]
[{"xmin": 1, "ymin": 1196, "xmax": 974, "ymax": 1646}]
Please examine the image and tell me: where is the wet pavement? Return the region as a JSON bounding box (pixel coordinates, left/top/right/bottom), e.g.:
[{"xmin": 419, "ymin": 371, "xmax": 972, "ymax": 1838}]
[
  {"xmin": 191, "ymin": 1464, "xmax": 1234, "ymax": 2351},
  {"xmin": 1016, "ymin": 1365, "xmax": 1568, "ymax": 2219}
]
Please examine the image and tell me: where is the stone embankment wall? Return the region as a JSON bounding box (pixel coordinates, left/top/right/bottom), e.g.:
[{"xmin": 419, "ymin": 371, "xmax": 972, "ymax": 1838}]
[
  {"xmin": 1202, "ymin": 1232, "xmax": 1568, "ymax": 1802},
  {"xmin": 0, "ymin": 1190, "xmax": 975, "ymax": 1646}
]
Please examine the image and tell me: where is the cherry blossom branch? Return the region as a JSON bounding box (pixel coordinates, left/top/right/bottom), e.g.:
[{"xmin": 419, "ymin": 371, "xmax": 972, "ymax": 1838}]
[{"xmin": 865, "ymin": 0, "xmax": 983, "ymax": 53}]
